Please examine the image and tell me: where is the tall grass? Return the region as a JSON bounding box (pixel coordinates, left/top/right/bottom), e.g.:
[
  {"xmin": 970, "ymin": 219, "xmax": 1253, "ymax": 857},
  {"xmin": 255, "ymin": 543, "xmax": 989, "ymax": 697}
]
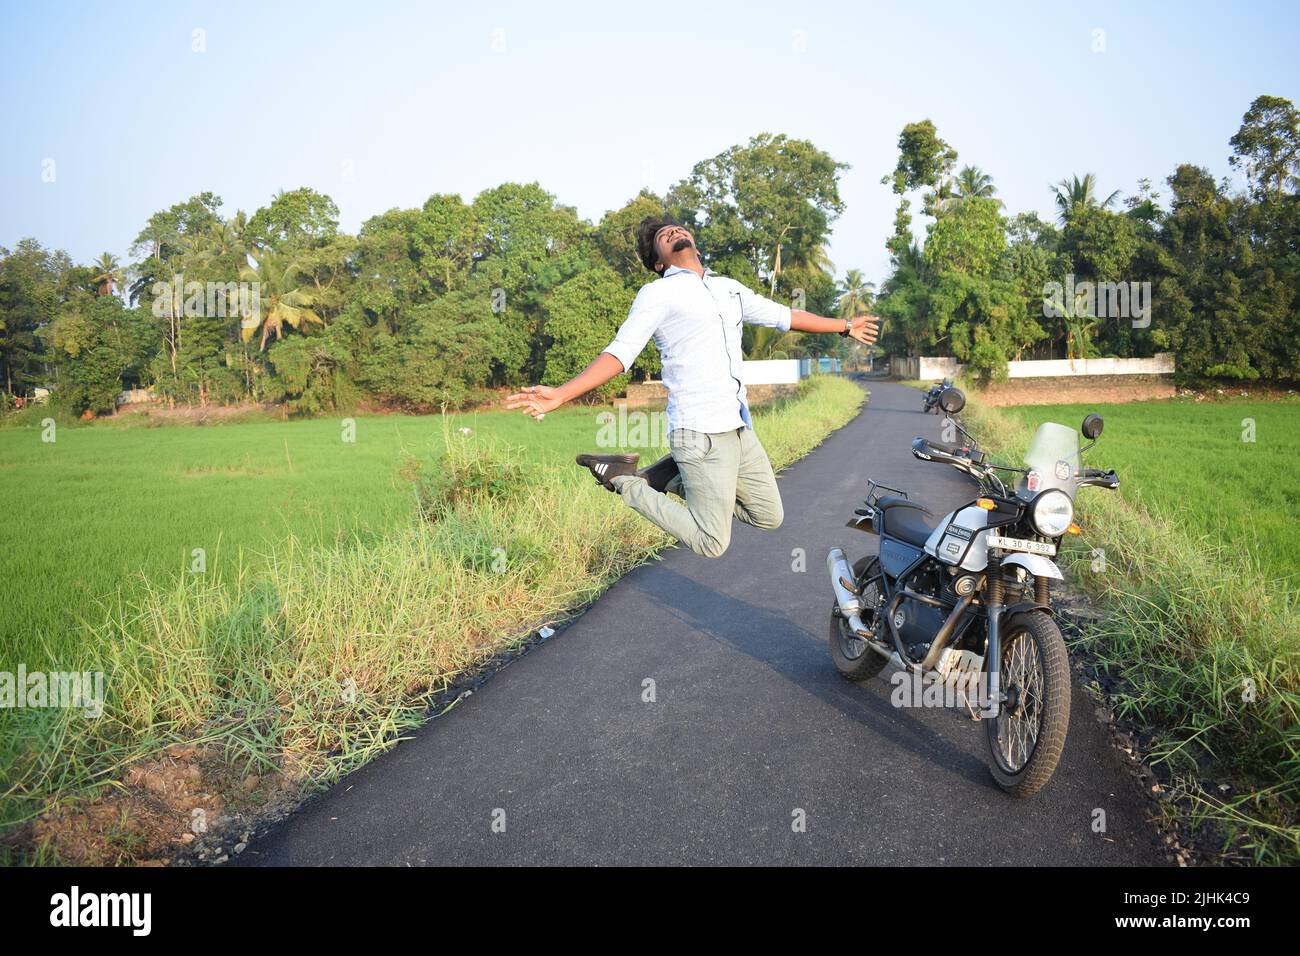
[
  {"xmin": 1, "ymin": 376, "xmax": 864, "ymax": 850},
  {"xmin": 961, "ymin": 393, "xmax": 1299, "ymax": 864}
]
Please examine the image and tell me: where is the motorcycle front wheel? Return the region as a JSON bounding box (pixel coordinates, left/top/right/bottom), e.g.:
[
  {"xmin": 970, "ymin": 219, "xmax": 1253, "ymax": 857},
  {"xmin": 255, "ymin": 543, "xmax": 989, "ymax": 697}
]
[{"xmin": 983, "ymin": 612, "xmax": 1071, "ymax": 797}]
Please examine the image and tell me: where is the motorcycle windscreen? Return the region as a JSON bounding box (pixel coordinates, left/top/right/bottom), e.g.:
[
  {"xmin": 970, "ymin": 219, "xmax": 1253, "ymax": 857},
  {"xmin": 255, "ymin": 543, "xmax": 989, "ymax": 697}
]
[{"xmin": 1016, "ymin": 422, "xmax": 1080, "ymax": 502}]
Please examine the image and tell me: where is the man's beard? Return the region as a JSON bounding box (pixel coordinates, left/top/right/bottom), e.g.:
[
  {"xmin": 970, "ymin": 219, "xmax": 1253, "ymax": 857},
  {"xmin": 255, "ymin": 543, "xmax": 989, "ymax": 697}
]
[{"xmin": 671, "ymin": 237, "xmax": 693, "ymax": 253}]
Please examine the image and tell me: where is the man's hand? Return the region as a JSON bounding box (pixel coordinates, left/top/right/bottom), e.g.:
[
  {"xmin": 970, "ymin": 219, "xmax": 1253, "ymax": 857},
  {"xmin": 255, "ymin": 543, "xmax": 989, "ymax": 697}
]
[
  {"xmin": 503, "ymin": 352, "xmax": 626, "ymax": 420},
  {"xmin": 846, "ymin": 315, "xmax": 881, "ymax": 347},
  {"xmin": 505, "ymin": 385, "xmax": 563, "ymax": 420},
  {"xmin": 790, "ymin": 309, "xmax": 882, "ymax": 344}
]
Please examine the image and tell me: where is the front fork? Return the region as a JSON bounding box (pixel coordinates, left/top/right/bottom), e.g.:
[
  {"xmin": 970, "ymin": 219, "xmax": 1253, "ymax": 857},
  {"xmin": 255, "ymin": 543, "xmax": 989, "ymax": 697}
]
[
  {"xmin": 980, "ymin": 555, "xmax": 1004, "ymax": 718},
  {"xmin": 979, "ymin": 560, "xmax": 1056, "ymax": 718}
]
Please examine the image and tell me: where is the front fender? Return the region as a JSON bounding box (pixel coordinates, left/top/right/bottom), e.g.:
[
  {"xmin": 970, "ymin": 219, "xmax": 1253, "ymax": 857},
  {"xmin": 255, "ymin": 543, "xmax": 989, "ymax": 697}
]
[
  {"xmin": 1002, "ymin": 600, "xmax": 1054, "ymax": 621},
  {"xmin": 999, "ymin": 552, "xmax": 1063, "ymax": 581}
]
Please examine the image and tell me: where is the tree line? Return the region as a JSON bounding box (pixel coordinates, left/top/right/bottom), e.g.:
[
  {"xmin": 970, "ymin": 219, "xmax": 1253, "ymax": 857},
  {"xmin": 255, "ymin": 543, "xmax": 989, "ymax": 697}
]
[
  {"xmin": 1, "ymin": 97, "xmax": 1296, "ymax": 416},
  {"xmin": 877, "ymin": 94, "xmax": 1300, "ymax": 384},
  {"xmin": 0, "ymin": 133, "xmax": 867, "ymax": 417}
]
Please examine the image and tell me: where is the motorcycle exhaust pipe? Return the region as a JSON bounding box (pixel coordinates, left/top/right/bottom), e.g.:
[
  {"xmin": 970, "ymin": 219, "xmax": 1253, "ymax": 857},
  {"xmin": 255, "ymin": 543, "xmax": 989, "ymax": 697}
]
[
  {"xmin": 827, "ymin": 549, "xmax": 890, "ymax": 659},
  {"xmin": 827, "ymin": 548, "xmax": 863, "ymax": 618}
]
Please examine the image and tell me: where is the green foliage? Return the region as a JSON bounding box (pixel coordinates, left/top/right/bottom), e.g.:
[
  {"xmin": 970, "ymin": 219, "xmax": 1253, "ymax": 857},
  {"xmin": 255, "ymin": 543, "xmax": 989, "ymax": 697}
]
[
  {"xmin": 668, "ymin": 133, "xmax": 845, "ymax": 293},
  {"xmin": 0, "ymin": 239, "xmax": 70, "ymax": 396},
  {"xmin": 410, "ymin": 433, "xmax": 528, "ymax": 523},
  {"xmin": 917, "ymin": 198, "xmax": 1043, "ymax": 383},
  {"xmin": 541, "ymin": 266, "xmax": 634, "ymax": 397},
  {"xmin": 924, "ymin": 196, "xmax": 1007, "ymax": 275},
  {"xmin": 836, "ymin": 269, "xmax": 875, "ymax": 319},
  {"xmin": 264, "ymin": 336, "xmax": 347, "ymax": 415},
  {"xmin": 877, "ymin": 98, "xmax": 1300, "ymax": 386},
  {"xmin": 884, "ymin": 120, "xmax": 957, "ymax": 257},
  {"xmin": 1151, "ymin": 163, "xmax": 1300, "ymax": 380},
  {"xmin": 1059, "ymin": 205, "xmax": 1138, "ymax": 283},
  {"xmin": 239, "ymin": 248, "xmax": 325, "ymax": 349},
  {"xmin": 1229, "ymin": 94, "xmax": 1300, "ymax": 201},
  {"xmin": 595, "ymin": 190, "xmax": 666, "ymax": 288},
  {"xmin": 48, "ymin": 296, "xmax": 158, "ymax": 413},
  {"xmin": 244, "ymin": 187, "xmax": 340, "ymax": 251},
  {"xmin": 2, "ymin": 138, "xmax": 859, "ymax": 417},
  {"xmin": 360, "ymin": 291, "xmax": 502, "ymax": 410},
  {"xmin": 887, "ymin": 120, "xmax": 957, "ymax": 196}
]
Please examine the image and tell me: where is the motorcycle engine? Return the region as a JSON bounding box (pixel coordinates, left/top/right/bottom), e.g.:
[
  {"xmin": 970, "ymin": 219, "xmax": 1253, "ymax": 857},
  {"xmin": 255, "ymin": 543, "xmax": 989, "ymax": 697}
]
[{"xmin": 894, "ymin": 567, "xmax": 952, "ymax": 660}]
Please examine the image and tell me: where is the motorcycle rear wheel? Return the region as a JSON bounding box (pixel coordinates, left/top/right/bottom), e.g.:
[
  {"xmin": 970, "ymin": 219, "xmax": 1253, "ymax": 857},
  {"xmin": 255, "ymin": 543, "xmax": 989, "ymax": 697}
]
[
  {"xmin": 984, "ymin": 612, "xmax": 1071, "ymax": 797},
  {"xmin": 829, "ymin": 556, "xmax": 889, "ymax": 681}
]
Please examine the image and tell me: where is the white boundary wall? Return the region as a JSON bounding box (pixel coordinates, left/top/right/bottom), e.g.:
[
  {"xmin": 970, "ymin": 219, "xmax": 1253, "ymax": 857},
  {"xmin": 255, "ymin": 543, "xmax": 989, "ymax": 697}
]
[
  {"xmin": 893, "ymin": 353, "xmax": 1174, "ymax": 380},
  {"xmin": 1006, "ymin": 354, "xmax": 1174, "ymax": 378},
  {"xmin": 741, "ymin": 359, "xmax": 802, "ymax": 385}
]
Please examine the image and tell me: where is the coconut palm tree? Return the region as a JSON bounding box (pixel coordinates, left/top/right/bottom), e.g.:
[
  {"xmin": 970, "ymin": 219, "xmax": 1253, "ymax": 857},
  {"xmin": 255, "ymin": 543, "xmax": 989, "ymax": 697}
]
[
  {"xmin": 1051, "ymin": 173, "xmax": 1121, "ymax": 224},
  {"xmin": 206, "ymin": 213, "xmax": 247, "ymax": 264},
  {"xmin": 1064, "ymin": 313, "xmax": 1100, "ymax": 365},
  {"xmin": 879, "ymin": 243, "xmax": 936, "ymax": 356},
  {"xmin": 239, "ymin": 249, "xmax": 324, "ymax": 349},
  {"xmin": 769, "ymin": 223, "xmax": 797, "ymax": 296},
  {"xmin": 797, "ymin": 241, "xmax": 836, "ymax": 276},
  {"xmin": 887, "ymin": 242, "xmax": 932, "ymax": 287},
  {"xmin": 769, "ymin": 224, "xmax": 836, "ymax": 295},
  {"xmin": 90, "ymin": 253, "xmax": 124, "ymax": 297},
  {"xmin": 926, "ymin": 176, "xmax": 960, "ymax": 216},
  {"xmin": 955, "ymin": 165, "xmax": 997, "ymax": 200},
  {"xmin": 836, "ymin": 269, "xmax": 875, "ymax": 319},
  {"xmin": 744, "ymin": 324, "xmax": 803, "ymax": 360}
]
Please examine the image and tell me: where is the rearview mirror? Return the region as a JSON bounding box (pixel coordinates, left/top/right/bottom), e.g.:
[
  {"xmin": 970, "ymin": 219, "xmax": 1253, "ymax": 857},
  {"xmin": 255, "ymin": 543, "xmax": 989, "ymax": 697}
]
[
  {"xmin": 939, "ymin": 387, "xmax": 966, "ymax": 414},
  {"xmin": 1081, "ymin": 414, "xmax": 1104, "ymax": 440}
]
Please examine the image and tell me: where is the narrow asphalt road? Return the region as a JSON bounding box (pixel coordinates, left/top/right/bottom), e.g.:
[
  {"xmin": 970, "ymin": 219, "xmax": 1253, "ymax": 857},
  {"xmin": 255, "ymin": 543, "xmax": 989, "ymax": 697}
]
[{"xmin": 240, "ymin": 380, "xmax": 1167, "ymax": 866}]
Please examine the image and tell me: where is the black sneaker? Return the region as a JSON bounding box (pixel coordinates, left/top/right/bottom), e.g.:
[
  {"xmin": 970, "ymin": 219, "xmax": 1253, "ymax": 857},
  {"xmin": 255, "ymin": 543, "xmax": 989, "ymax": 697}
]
[
  {"xmin": 575, "ymin": 452, "xmax": 640, "ymax": 492},
  {"xmin": 637, "ymin": 453, "xmax": 680, "ymax": 493}
]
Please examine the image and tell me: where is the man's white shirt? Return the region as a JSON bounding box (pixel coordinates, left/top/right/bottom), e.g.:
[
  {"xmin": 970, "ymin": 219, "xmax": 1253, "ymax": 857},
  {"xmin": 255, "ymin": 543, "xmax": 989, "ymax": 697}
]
[{"xmin": 602, "ymin": 265, "xmax": 793, "ymax": 434}]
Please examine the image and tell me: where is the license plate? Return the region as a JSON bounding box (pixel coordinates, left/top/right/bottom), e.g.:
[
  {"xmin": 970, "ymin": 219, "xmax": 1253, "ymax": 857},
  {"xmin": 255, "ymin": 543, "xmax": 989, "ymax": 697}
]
[{"xmin": 986, "ymin": 534, "xmax": 1056, "ymax": 556}]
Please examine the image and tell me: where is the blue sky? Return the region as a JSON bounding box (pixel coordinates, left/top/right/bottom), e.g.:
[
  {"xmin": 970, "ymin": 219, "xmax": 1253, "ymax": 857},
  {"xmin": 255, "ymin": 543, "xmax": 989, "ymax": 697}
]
[{"xmin": 2, "ymin": 0, "xmax": 1298, "ymax": 285}]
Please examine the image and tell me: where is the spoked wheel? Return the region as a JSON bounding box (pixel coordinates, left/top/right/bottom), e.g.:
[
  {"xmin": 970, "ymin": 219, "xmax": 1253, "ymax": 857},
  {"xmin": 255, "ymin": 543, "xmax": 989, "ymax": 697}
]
[
  {"xmin": 984, "ymin": 612, "xmax": 1071, "ymax": 797},
  {"xmin": 829, "ymin": 556, "xmax": 888, "ymax": 681}
]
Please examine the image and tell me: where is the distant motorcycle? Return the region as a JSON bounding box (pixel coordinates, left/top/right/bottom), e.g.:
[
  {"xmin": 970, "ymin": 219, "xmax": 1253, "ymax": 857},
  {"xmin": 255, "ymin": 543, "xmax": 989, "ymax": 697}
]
[
  {"xmin": 921, "ymin": 378, "xmax": 954, "ymax": 414},
  {"xmin": 908, "ymin": 387, "xmax": 1005, "ymax": 493},
  {"xmin": 826, "ymin": 392, "xmax": 1119, "ymax": 796}
]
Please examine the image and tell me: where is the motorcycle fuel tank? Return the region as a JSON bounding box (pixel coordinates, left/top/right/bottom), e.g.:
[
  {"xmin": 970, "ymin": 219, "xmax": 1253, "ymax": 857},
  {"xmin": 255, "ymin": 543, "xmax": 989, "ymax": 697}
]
[{"xmin": 924, "ymin": 505, "xmax": 990, "ymax": 572}]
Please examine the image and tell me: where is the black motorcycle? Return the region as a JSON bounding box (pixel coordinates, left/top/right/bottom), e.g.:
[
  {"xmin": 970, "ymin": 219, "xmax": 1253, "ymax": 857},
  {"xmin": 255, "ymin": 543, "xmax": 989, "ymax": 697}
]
[
  {"xmin": 825, "ymin": 392, "xmax": 1119, "ymax": 796},
  {"xmin": 921, "ymin": 378, "xmax": 954, "ymax": 414}
]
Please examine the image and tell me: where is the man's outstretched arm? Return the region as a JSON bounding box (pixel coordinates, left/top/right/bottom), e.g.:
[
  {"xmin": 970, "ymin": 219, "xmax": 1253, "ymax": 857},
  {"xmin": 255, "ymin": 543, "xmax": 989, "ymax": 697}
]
[
  {"xmin": 790, "ymin": 310, "xmax": 880, "ymax": 347},
  {"xmin": 507, "ymin": 287, "xmax": 661, "ymax": 420},
  {"xmin": 504, "ymin": 352, "xmax": 626, "ymax": 420}
]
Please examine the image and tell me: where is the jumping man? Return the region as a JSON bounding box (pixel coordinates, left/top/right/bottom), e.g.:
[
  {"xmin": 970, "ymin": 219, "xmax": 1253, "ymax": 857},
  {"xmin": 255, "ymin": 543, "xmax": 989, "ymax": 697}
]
[{"xmin": 505, "ymin": 218, "xmax": 878, "ymax": 558}]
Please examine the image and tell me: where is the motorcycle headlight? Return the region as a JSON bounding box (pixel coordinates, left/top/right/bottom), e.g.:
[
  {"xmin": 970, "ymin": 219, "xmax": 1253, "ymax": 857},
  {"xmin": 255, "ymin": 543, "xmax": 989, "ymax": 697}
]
[{"xmin": 1030, "ymin": 489, "xmax": 1074, "ymax": 537}]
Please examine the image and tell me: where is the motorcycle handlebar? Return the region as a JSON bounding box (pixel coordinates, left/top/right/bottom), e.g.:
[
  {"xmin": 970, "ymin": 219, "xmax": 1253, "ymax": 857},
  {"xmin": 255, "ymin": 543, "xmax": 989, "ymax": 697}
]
[{"xmin": 1078, "ymin": 468, "xmax": 1120, "ymax": 489}]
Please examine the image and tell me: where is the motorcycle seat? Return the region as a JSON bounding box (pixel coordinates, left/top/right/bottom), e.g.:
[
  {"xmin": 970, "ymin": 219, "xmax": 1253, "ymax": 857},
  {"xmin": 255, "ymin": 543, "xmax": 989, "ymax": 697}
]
[
  {"xmin": 882, "ymin": 507, "xmax": 939, "ymax": 547},
  {"xmin": 876, "ymin": 495, "xmax": 928, "ymax": 512}
]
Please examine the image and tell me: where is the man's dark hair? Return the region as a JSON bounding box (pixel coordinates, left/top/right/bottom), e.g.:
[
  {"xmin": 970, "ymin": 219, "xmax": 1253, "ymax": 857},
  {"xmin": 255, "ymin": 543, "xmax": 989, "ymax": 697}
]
[{"xmin": 635, "ymin": 215, "xmax": 680, "ymax": 274}]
